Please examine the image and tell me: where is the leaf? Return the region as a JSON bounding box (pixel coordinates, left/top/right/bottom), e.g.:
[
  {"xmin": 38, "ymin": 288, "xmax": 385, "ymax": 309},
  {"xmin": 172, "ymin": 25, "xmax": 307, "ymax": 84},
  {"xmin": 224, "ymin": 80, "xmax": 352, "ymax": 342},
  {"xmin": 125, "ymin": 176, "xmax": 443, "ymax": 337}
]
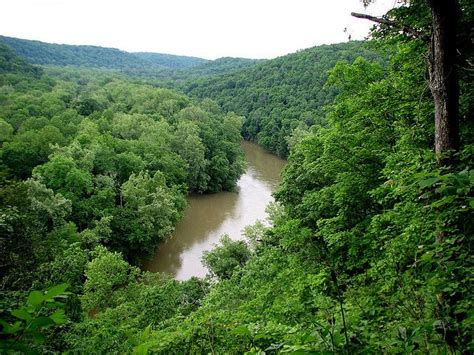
[
  {"xmin": 0, "ymin": 338, "xmax": 30, "ymax": 352},
  {"xmin": 418, "ymin": 177, "xmax": 439, "ymax": 189},
  {"xmin": 27, "ymin": 291, "xmax": 44, "ymax": 308},
  {"xmin": 303, "ymin": 332, "xmax": 319, "ymax": 342},
  {"xmin": 127, "ymin": 334, "xmax": 139, "ymax": 346},
  {"xmin": 333, "ymin": 333, "xmax": 343, "ymax": 345},
  {"xmin": 264, "ymin": 343, "xmax": 283, "ymax": 351},
  {"xmin": 141, "ymin": 324, "xmax": 152, "ymax": 341},
  {"xmin": 0, "ymin": 320, "xmax": 23, "ymax": 335},
  {"xmin": 420, "ymin": 251, "xmax": 434, "ymax": 263},
  {"xmin": 0, "ymin": 319, "xmax": 10, "ymax": 330},
  {"xmin": 28, "ymin": 316, "xmax": 55, "ymax": 331},
  {"xmin": 231, "ymin": 325, "xmax": 251, "ymax": 337},
  {"xmin": 132, "ymin": 344, "xmax": 149, "ymax": 355},
  {"xmin": 11, "ymin": 308, "xmax": 32, "ymax": 321},
  {"xmin": 31, "ymin": 331, "xmax": 46, "ymax": 344},
  {"xmin": 50, "ymin": 310, "xmax": 67, "ymax": 324},
  {"xmin": 431, "ymin": 195, "xmax": 456, "ymax": 208},
  {"xmin": 254, "ymin": 333, "xmax": 267, "ymax": 341},
  {"xmin": 44, "ymin": 283, "xmax": 69, "ymax": 300}
]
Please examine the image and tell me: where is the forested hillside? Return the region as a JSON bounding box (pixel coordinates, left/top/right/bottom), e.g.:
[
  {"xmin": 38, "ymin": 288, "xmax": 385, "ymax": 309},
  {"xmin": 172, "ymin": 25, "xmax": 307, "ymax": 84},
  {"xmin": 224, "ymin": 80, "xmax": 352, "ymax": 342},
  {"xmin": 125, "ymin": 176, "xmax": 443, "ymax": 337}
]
[
  {"xmin": 128, "ymin": 52, "xmax": 207, "ymax": 69},
  {"xmin": 1, "ymin": 0, "xmax": 473, "ymax": 353},
  {"xmin": 0, "ymin": 43, "xmax": 246, "ymax": 351},
  {"xmin": 181, "ymin": 41, "xmax": 385, "ymax": 156},
  {"xmin": 0, "ymin": 36, "xmax": 381, "ymax": 158},
  {"xmin": 0, "ymin": 35, "xmax": 262, "ymax": 82},
  {"xmin": 0, "ymin": 35, "xmax": 208, "ymax": 70}
]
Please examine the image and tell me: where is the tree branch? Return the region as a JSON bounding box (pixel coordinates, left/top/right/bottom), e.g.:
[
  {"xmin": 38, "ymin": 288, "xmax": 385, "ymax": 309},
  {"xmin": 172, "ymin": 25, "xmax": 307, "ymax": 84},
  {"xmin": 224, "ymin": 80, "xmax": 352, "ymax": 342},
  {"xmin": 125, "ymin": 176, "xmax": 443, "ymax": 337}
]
[
  {"xmin": 351, "ymin": 12, "xmax": 397, "ymax": 27},
  {"xmin": 351, "ymin": 12, "xmax": 423, "ymax": 39}
]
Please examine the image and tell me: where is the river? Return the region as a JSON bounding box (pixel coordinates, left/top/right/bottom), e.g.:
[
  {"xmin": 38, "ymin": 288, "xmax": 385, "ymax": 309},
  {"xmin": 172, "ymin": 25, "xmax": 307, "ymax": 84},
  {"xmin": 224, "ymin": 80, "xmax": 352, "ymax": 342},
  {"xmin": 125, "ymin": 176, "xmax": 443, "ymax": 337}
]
[{"xmin": 142, "ymin": 141, "xmax": 286, "ymax": 280}]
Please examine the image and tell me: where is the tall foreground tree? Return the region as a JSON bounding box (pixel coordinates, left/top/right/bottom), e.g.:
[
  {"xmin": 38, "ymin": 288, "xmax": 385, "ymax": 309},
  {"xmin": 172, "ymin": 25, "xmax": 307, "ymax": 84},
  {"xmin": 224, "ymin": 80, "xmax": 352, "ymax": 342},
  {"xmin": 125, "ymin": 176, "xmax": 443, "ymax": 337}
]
[
  {"xmin": 353, "ymin": 0, "xmax": 466, "ymax": 165},
  {"xmin": 426, "ymin": 0, "xmax": 460, "ymax": 163}
]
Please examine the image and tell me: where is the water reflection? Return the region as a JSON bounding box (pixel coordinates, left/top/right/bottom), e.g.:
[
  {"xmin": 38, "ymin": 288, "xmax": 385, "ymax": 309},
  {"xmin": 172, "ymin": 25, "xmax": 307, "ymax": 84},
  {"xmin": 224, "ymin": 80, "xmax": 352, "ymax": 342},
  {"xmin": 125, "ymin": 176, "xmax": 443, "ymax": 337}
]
[{"xmin": 142, "ymin": 141, "xmax": 286, "ymax": 280}]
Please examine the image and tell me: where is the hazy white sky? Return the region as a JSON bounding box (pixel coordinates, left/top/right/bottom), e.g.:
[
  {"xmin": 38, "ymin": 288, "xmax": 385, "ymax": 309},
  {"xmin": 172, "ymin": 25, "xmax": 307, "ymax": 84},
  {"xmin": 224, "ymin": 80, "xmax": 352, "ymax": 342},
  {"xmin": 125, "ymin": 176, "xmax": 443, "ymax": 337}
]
[{"xmin": 1, "ymin": 0, "xmax": 396, "ymax": 60}]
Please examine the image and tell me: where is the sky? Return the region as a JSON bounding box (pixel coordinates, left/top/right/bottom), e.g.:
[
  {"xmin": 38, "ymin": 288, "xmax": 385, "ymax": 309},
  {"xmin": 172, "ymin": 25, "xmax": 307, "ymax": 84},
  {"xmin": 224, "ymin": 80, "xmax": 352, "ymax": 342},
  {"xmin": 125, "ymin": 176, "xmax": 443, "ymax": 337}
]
[{"xmin": 0, "ymin": 0, "xmax": 396, "ymax": 60}]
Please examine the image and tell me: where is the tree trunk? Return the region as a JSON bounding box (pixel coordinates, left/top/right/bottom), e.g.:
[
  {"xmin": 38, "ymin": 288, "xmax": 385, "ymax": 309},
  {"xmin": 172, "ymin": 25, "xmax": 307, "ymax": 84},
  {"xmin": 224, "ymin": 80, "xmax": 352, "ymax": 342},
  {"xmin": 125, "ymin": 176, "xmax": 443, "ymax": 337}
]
[{"xmin": 427, "ymin": 0, "xmax": 460, "ymax": 165}]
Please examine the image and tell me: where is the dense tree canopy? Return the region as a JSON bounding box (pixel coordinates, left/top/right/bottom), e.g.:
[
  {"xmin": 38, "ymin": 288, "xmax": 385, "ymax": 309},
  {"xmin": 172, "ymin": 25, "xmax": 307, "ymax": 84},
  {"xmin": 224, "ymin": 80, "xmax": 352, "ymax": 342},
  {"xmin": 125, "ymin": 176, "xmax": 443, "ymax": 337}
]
[
  {"xmin": 180, "ymin": 41, "xmax": 386, "ymax": 157},
  {"xmin": 0, "ymin": 35, "xmax": 261, "ymax": 84},
  {"xmin": 0, "ymin": 35, "xmax": 208, "ymax": 70},
  {"xmin": 1, "ymin": 0, "xmax": 473, "ymax": 353},
  {"xmin": 0, "ymin": 45, "xmax": 244, "ymax": 296}
]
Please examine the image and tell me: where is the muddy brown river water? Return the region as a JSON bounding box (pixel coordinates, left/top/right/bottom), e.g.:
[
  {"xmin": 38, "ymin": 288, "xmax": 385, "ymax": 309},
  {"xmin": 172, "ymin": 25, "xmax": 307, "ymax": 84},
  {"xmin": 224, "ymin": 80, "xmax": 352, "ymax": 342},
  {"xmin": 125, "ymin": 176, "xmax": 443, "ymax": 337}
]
[{"xmin": 142, "ymin": 141, "xmax": 286, "ymax": 280}]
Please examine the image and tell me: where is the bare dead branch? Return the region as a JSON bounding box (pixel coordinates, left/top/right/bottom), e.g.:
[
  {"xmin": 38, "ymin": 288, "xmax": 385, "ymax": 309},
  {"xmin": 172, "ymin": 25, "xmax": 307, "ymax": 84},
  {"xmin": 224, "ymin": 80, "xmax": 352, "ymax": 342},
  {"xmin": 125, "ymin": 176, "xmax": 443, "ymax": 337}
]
[{"xmin": 351, "ymin": 12, "xmax": 423, "ymax": 39}]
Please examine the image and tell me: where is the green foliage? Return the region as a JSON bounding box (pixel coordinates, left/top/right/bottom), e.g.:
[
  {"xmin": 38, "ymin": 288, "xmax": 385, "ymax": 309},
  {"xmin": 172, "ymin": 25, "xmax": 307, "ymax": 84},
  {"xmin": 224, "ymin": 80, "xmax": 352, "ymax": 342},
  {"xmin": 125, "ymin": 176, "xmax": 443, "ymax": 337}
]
[
  {"xmin": 115, "ymin": 171, "xmax": 185, "ymax": 254},
  {"xmin": 0, "ymin": 284, "xmax": 69, "ymax": 353},
  {"xmin": 134, "ymin": 12, "xmax": 472, "ymax": 353},
  {"xmin": 0, "ymin": 43, "xmax": 244, "ymax": 261},
  {"xmin": 1, "ymin": 2, "xmax": 473, "ymax": 353},
  {"xmin": 0, "ymin": 35, "xmax": 207, "ymax": 71},
  {"xmin": 66, "ymin": 270, "xmax": 209, "ymax": 353},
  {"xmin": 0, "ymin": 40, "xmax": 248, "ymax": 353},
  {"xmin": 81, "ymin": 246, "xmax": 138, "ymax": 313},
  {"xmin": 0, "ymin": 43, "xmax": 42, "ymax": 77},
  {"xmin": 0, "ymin": 35, "xmax": 261, "ymax": 84},
  {"xmin": 202, "ymin": 235, "xmax": 251, "ymax": 280},
  {"xmin": 182, "ymin": 41, "xmax": 386, "ymax": 157},
  {"xmin": 26, "ymin": 179, "xmax": 72, "ymax": 230},
  {"xmin": 0, "ymin": 118, "xmax": 13, "ymax": 144}
]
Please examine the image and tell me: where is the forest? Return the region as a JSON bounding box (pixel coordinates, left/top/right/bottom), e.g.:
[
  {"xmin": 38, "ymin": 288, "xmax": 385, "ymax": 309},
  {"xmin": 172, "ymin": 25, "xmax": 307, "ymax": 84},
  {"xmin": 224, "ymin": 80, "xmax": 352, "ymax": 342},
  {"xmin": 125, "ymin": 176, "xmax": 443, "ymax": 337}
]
[
  {"xmin": 0, "ymin": 35, "xmax": 208, "ymax": 70},
  {"xmin": 1, "ymin": 0, "xmax": 473, "ymax": 353},
  {"xmin": 0, "ymin": 35, "xmax": 261, "ymax": 84}
]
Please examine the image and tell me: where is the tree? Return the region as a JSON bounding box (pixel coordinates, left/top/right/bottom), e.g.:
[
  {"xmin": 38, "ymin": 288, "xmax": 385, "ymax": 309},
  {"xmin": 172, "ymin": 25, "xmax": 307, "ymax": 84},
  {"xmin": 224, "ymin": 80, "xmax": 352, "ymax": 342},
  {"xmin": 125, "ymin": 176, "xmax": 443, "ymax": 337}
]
[
  {"xmin": 426, "ymin": 0, "xmax": 460, "ymax": 163},
  {"xmin": 114, "ymin": 171, "xmax": 184, "ymax": 253},
  {"xmin": 0, "ymin": 118, "xmax": 13, "ymax": 144},
  {"xmin": 81, "ymin": 246, "xmax": 136, "ymax": 312},
  {"xmin": 26, "ymin": 179, "xmax": 72, "ymax": 232},
  {"xmin": 352, "ymin": 0, "xmax": 463, "ymax": 164},
  {"xmin": 202, "ymin": 235, "xmax": 251, "ymax": 280},
  {"xmin": 172, "ymin": 121, "xmax": 209, "ymax": 192}
]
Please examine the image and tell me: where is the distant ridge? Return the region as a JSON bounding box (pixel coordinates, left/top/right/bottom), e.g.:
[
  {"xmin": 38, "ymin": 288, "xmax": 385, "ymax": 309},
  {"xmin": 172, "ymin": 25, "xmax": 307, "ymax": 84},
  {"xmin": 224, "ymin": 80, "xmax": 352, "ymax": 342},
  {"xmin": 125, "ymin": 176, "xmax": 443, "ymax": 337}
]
[
  {"xmin": 0, "ymin": 42, "xmax": 42, "ymax": 76},
  {"xmin": 179, "ymin": 41, "xmax": 385, "ymax": 156},
  {"xmin": 0, "ymin": 35, "xmax": 209, "ymax": 70},
  {"xmin": 132, "ymin": 51, "xmax": 208, "ymax": 69},
  {"xmin": 0, "ymin": 35, "xmax": 264, "ymax": 80}
]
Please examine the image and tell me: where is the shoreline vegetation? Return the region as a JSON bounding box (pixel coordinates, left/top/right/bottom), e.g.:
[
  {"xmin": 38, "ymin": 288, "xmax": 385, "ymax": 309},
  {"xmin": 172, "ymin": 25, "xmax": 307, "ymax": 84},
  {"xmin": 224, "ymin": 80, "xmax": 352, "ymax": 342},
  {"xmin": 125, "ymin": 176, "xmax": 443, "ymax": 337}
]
[{"xmin": 1, "ymin": 1, "xmax": 473, "ymax": 352}]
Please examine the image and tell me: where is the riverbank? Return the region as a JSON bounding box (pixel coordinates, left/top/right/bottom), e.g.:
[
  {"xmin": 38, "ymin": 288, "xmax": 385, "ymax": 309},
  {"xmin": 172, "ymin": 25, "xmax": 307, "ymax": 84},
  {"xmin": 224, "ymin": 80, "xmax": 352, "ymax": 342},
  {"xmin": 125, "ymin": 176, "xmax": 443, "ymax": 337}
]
[{"xmin": 142, "ymin": 141, "xmax": 286, "ymax": 279}]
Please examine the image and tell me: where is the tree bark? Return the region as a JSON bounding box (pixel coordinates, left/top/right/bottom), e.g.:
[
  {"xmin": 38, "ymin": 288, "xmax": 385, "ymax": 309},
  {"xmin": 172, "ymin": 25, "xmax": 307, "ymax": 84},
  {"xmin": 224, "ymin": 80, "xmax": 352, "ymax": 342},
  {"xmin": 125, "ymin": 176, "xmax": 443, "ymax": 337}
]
[
  {"xmin": 427, "ymin": 0, "xmax": 460, "ymax": 165},
  {"xmin": 352, "ymin": 1, "xmax": 461, "ymax": 165}
]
